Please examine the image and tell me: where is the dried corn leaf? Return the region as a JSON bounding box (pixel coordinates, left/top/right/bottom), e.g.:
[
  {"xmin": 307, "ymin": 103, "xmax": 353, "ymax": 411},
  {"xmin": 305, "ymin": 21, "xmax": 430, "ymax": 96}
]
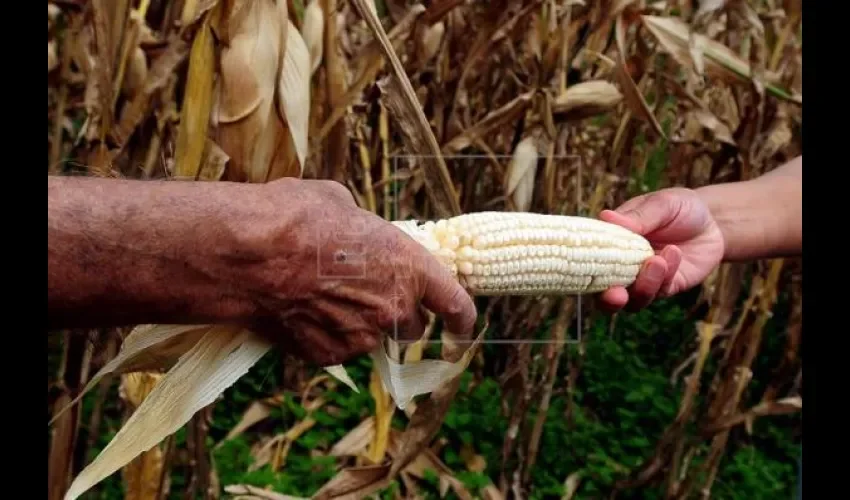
[
  {"xmin": 216, "ymin": 0, "xmax": 283, "ymax": 183},
  {"xmin": 64, "ymin": 327, "xmax": 272, "ymax": 500},
  {"xmin": 276, "ymin": 19, "xmax": 312, "ymax": 171},
  {"xmin": 173, "ymin": 12, "xmax": 216, "ymax": 179},
  {"xmin": 324, "ymin": 365, "xmax": 359, "ymax": 392},
  {"xmin": 613, "ymin": 15, "xmax": 667, "ymax": 140},
  {"xmin": 442, "ymin": 92, "xmax": 535, "ymax": 154},
  {"xmin": 120, "ymin": 372, "xmax": 165, "ymax": 500},
  {"xmin": 220, "ymin": 399, "xmax": 275, "ymax": 444},
  {"xmin": 370, "ymin": 332, "xmax": 482, "ymax": 411},
  {"xmin": 641, "ymin": 15, "xmax": 800, "ymax": 103},
  {"xmin": 224, "ymin": 484, "xmax": 308, "ymax": 500},
  {"xmin": 313, "ymin": 464, "xmax": 392, "ymax": 500},
  {"xmin": 687, "ymin": 109, "xmax": 735, "ymax": 145},
  {"xmin": 49, "ymin": 324, "xmax": 208, "ymax": 425},
  {"xmin": 353, "ymin": 0, "xmax": 460, "ymax": 217},
  {"xmin": 504, "ymin": 137, "xmax": 538, "ymax": 212},
  {"xmin": 330, "ymin": 416, "xmax": 376, "ymax": 456}
]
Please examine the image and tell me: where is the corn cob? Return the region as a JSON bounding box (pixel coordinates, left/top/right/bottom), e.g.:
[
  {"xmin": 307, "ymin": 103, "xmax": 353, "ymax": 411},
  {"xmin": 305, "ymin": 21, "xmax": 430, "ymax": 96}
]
[{"xmin": 392, "ymin": 211, "xmax": 654, "ymax": 295}]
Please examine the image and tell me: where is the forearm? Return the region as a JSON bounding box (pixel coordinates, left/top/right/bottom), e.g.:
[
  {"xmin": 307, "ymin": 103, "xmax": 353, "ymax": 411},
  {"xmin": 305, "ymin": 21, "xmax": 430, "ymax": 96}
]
[
  {"xmin": 695, "ymin": 156, "xmax": 802, "ymax": 262},
  {"xmin": 47, "ymin": 175, "xmax": 261, "ymax": 330}
]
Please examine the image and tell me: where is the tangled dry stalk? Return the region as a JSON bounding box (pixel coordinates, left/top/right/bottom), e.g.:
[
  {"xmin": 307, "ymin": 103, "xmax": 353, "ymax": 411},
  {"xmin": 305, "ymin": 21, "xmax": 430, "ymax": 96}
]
[{"xmin": 48, "ymin": 0, "xmax": 802, "ymax": 498}]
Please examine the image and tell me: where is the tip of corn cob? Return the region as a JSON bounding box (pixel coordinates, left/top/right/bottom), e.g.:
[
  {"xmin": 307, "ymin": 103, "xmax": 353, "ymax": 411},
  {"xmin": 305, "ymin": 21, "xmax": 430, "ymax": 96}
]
[{"xmin": 393, "ymin": 211, "xmax": 655, "ymax": 295}]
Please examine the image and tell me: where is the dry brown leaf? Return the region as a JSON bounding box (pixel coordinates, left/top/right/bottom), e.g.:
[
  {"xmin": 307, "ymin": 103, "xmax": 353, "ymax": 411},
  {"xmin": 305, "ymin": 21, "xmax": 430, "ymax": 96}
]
[
  {"xmin": 695, "ymin": 0, "xmax": 727, "ymax": 18},
  {"xmin": 49, "ymin": 325, "xmax": 208, "ymax": 425},
  {"xmin": 613, "ymin": 15, "xmax": 667, "ymax": 141},
  {"xmin": 216, "ymin": 0, "xmax": 284, "ymax": 183},
  {"xmin": 63, "ymin": 327, "xmax": 272, "ymax": 500},
  {"xmin": 331, "ymin": 417, "xmax": 376, "ymax": 457},
  {"xmin": 111, "ymin": 40, "xmax": 189, "ymax": 146},
  {"xmin": 641, "ymin": 15, "xmax": 800, "ymax": 103},
  {"xmin": 388, "ymin": 430, "xmax": 473, "ymax": 500},
  {"xmin": 173, "ymin": 10, "xmax": 216, "ymax": 179},
  {"xmin": 686, "ymin": 109, "xmax": 735, "ymax": 145},
  {"xmin": 504, "ymin": 137, "xmax": 538, "ymax": 212},
  {"xmin": 442, "ymin": 92, "xmax": 535, "ymax": 154},
  {"xmin": 220, "ymin": 400, "xmax": 275, "ymax": 444},
  {"xmin": 313, "ymin": 464, "xmax": 392, "ymax": 500},
  {"xmin": 353, "ymin": 0, "xmax": 460, "ymax": 217},
  {"xmin": 224, "ymin": 484, "xmax": 309, "ymax": 500}
]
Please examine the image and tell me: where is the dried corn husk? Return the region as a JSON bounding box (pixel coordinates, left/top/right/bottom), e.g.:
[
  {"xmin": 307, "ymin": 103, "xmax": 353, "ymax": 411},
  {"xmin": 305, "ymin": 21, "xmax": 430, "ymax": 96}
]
[
  {"xmin": 300, "ymin": 0, "xmax": 324, "ymax": 75},
  {"xmin": 418, "ymin": 21, "xmax": 445, "ymax": 63},
  {"xmin": 121, "ymin": 47, "xmax": 148, "ymax": 98},
  {"xmin": 552, "ymin": 80, "xmax": 623, "ymax": 116},
  {"xmin": 504, "ymin": 137, "xmax": 539, "ymax": 212},
  {"xmin": 276, "ymin": 19, "xmax": 312, "ymax": 172},
  {"xmin": 48, "ymin": 40, "xmax": 58, "ymax": 72},
  {"xmin": 120, "ymin": 372, "xmax": 168, "ymax": 500},
  {"xmin": 216, "ymin": 0, "xmax": 284, "ymax": 183}
]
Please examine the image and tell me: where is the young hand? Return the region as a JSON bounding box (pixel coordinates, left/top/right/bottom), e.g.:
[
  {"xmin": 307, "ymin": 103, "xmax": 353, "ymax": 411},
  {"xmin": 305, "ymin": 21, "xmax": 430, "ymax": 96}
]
[{"xmin": 597, "ymin": 187, "xmax": 725, "ymax": 311}]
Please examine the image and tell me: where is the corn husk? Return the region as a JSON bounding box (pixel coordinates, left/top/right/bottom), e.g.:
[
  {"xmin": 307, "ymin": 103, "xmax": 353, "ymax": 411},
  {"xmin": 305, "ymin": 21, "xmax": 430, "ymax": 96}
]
[
  {"xmin": 63, "ymin": 327, "xmax": 271, "ymax": 500},
  {"xmin": 216, "ymin": 0, "xmax": 284, "ymax": 183},
  {"xmin": 172, "ymin": 11, "xmax": 216, "ymax": 179},
  {"xmin": 121, "ymin": 46, "xmax": 148, "ymax": 98},
  {"xmin": 48, "ymin": 40, "xmax": 58, "ymax": 73},
  {"xmin": 504, "ymin": 136, "xmax": 538, "ymax": 212},
  {"xmin": 276, "ymin": 19, "xmax": 312, "ymax": 172},
  {"xmin": 300, "ymin": 0, "xmax": 324, "ymax": 75},
  {"xmin": 552, "ymin": 80, "xmax": 623, "ymax": 116},
  {"xmin": 119, "ymin": 372, "xmax": 168, "ymax": 500},
  {"xmin": 49, "ymin": 324, "xmax": 208, "ymax": 426}
]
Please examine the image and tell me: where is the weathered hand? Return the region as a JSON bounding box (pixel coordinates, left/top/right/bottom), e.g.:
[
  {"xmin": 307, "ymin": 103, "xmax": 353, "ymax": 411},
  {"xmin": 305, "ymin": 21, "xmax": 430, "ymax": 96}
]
[
  {"xmin": 597, "ymin": 187, "xmax": 725, "ymax": 311},
  {"xmin": 239, "ymin": 178, "xmax": 477, "ymax": 366}
]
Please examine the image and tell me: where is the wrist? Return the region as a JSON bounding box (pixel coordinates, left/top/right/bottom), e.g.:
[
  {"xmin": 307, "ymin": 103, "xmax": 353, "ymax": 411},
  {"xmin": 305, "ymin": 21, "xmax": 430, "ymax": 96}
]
[{"xmin": 694, "ymin": 174, "xmax": 801, "ymax": 262}]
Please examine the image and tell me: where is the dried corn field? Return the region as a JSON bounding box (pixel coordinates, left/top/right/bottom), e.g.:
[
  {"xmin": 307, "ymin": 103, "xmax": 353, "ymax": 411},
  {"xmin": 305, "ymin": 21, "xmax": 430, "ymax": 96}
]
[{"xmin": 47, "ymin": 0, "xmax": 803, "ymax": 499}]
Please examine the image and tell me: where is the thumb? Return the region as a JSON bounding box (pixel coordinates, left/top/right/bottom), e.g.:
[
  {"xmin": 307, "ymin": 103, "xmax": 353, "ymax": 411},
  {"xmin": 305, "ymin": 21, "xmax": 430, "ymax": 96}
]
[{"xmin": 600, "ymin": 190, "xmax": 683, "ymax": 237}]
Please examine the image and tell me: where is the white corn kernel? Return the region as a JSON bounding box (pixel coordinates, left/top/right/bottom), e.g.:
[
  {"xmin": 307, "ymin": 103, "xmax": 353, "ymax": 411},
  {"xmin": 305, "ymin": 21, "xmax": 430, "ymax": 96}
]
[{"xmin": 393, "ymin": 211, "xmax": 654, "ymax": 295}]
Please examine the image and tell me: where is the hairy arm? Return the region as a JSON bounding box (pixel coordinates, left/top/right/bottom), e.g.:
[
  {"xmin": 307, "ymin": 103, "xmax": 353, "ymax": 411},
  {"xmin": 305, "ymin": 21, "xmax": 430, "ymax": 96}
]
[
  {"xmin": 47, "ymin": 175, "xmax": 260, "ymax": 330},
  {"xmin": 48, "ymin": 175, "xmax": 476, "ymax": 364},
  {"xmin": 695, "ymin": 156, "xmax": 802, "ymax": 262}
]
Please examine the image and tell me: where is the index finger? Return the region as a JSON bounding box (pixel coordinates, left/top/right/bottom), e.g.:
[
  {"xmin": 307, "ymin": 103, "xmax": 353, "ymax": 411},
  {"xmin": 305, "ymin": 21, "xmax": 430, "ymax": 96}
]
[{"xmin": 418, "ymin": 253, "xmax": 478, "ymax": 341}]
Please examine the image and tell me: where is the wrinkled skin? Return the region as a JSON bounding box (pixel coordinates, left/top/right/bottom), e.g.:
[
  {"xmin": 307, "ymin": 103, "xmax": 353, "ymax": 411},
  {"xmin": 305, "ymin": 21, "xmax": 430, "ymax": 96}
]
[
  {"xmin": 596, "ymin": 187, "xmax": 725, "ymax": 312},
  {"xmin": 48, "ymin": 175, "xmax": 477, "ymax": 367},
  {"xmin": 242, "ymin": 179, "xmax": 478, "ymax": 365}
]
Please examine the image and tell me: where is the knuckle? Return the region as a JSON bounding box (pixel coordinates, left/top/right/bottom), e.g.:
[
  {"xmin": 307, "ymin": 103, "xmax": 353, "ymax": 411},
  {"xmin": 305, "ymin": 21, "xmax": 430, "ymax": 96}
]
[{"xmin": 319, "ymin": 180, "xmax": 355, "ymax": 203}]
